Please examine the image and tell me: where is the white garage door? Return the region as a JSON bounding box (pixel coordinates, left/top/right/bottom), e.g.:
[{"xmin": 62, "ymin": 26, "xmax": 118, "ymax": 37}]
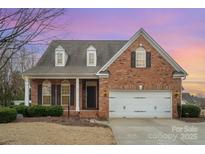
[{"xmin": 109, "ymin": 91, "xmax": 172, "ymax": 118}]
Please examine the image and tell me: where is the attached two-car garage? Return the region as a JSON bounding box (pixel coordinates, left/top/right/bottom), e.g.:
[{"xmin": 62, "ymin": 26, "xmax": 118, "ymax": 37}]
[{"xmin": 109, "ymin": 91, "xmax": 172, "ymax": 118}]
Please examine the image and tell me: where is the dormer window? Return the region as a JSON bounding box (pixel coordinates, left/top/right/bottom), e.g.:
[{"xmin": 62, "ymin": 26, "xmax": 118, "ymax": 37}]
[
  {"xmin": 55, "ymin": 45, "xmax": 68, "ymax": 67},
  {"xmin": 57, "ymin": 52, "xmax": 63, "ymax": 65},
  {"xmin": 87, "ymin": 45, "xmax": 97, "ymax": 66}
]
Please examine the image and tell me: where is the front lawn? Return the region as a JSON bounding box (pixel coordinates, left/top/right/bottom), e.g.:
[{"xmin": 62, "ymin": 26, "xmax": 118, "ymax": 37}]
[{"xmin": 0, "ymin": 122, "xmax": 116, "ymax": 144}]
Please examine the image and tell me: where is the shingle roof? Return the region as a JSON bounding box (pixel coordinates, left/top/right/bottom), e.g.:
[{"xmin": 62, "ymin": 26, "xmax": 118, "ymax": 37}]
[{"xmin": 23, "ymin": 40, "xmax": 127, "ymax": 77}]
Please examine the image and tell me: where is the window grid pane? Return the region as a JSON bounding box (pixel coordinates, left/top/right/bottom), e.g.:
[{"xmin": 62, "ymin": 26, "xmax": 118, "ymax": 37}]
[
  {"xmin": 89, "ymin": 53, "xmax": 94, "ymax": 64},
  {"xmin": 43, "ymin": 96, "xmax": 51, "ymax": 105},
  {"xmin": 57, "ymin": 53, "xmax": 63, "ymax": 64},
  {"xmin": 42, "ymin": 85, "xmax": 51, "ymax": 95},
  {"xmin": 62, "ymin": 96, "xmax": 70, "ymax": 106},
  {"xmin": 62, "ymin": 85, "xmax": 70, "ymax": 95},
  {"xmin": 136, "ymin": 51, "xmax": 146, "ymax": 67}
]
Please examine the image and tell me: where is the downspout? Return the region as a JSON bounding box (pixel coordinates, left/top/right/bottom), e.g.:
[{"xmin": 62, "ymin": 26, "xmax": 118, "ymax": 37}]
[{"xmin": 179, "ymin": 75, "xmax": 187, "ymax": 119}]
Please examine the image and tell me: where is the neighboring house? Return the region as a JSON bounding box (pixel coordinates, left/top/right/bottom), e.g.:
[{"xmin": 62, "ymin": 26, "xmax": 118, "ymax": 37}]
[
  {"xmin": 192, "ymin": 96, "xmax": 205, "ymax": 108},
  {"xmin": 182, "ymin": 92, "xmax": 205, "ymax": 108},
  {"xmin": 182, "ymin": 92, "xmax": 194, "ymax": 105},
  {"xmin": 22, "ymin": 28, "xmax": 187, "ymax": 119},
  {"xmin": 182, "ymin": 93, "xmax": 205, "ymax": 117}
]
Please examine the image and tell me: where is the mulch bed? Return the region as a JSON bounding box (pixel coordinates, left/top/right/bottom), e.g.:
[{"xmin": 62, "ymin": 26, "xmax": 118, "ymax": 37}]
[
  {"xmin": 180, "ymin": 117, "xmax": 205, "ymax": 123},
  {"xmin": 15, "ymin": 116, "xmax": 108, "ymax": 127}
]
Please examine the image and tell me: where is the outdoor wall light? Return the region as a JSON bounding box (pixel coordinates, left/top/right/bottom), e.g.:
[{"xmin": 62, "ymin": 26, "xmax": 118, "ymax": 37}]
[
  {"xmin": 139, "ymin": 85, "xmax": 143, "ymax": 90},
  {"xmin": 104, "ymin": 90, "xmax": 107, "ymax": 97},
  {"xmin": 175, "ymin": 92, "xmax": 180, "ymax": 98}
]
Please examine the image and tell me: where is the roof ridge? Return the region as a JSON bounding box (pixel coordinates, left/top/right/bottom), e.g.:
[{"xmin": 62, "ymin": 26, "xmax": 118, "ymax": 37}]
[{"xmin": 52, "ymin": 40, "xmax": 128, "ymax": 42}]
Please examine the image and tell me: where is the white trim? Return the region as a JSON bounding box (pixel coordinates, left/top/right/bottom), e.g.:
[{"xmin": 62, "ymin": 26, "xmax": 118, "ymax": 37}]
[
  {"xmin": 96, "ymin": 73, "xmax": 109, "ymax": 78},
  {"xmin": 96, "ymin": 28, "xmax": 187, "ymax": 76},
  {"xmin": 87, "ymin": 45, "xmax": 97, "ymax": 66},
  {"xmin": 61, "ymin": 81, "xmax": 70, "ymax": 107},
  {"xmin": 24, "ymin": 77, "xmax": 30, "ymax": 106},
  {"xmin": 42, "ymin": 80, "xmax": 51, "ymax": 105},
  {"xmin": 85, "ymin": 81, "xmax": 97, "ymax": 109},
  {"xmin": 55, "ymin": 45, "xmax": 68, "ymax": 67},
  {"xmin": 173, "ymin": 73, "xmax": 185, "ymax": 78},
  {"xmin": 75, "ymin": 78, "xmax": 80, "ymax": 112},
  {"xmin": 135, "ymin": 47, "xmax": 146, "ymax": 68}
]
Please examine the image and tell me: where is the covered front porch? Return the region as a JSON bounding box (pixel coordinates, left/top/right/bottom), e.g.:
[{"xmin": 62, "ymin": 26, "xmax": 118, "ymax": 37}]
[{"xmin": 24, "ymin": 77, "xmax": 99, "ymax": 118}]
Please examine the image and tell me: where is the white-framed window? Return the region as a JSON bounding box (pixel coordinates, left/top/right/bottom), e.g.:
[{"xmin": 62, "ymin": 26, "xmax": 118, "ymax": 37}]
[
  {"xmin": 42, "ymin": 80, "xmax": 51, "ymax": 105},
  {"xmin": 87, "ymin": 45, "xmax": 97, "ymax": 66},
  {"xmin": 61, "ymin": 80, "xmax": 70, "ymax": 106},
  {"xmin": 136, "ymin": 47, "xmax": 146, "ymax": 68},
  {"xmin": 56, "ymin": 52, "xmax": 63, "ymax": 65},
  {"xmin": 55, "ymin": 45, "xmax": 68, "ymax": 66}
]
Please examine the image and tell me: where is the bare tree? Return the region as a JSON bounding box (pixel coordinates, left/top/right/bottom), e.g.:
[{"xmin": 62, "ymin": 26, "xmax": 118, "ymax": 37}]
[
  {"xmin": 0, "ymin": 9, "xmax": 65, "ymax": 106},
  {"xmin": 0, "ymin": 8, "xmax": 64, "ymax": 71}
]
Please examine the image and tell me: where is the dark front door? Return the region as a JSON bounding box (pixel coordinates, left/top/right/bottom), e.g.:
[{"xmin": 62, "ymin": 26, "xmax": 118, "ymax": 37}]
[{"xmin": 87, "ymin": 86, "xmax": 96, "ymax": 108}]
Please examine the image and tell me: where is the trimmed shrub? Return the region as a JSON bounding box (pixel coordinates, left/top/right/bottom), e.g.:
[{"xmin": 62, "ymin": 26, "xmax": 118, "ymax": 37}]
[
  {"xmin": 15, "ymin": 105, "xmax": 29, "ymax": 116},
  {"xmin": 27, "ymin": 105, "xmax": 48, "ymax": 117},
  {"xmin": 0, "ymin": 107, "xmax": 17, "ymax": 123},
  {"xmin": 47, "ymin": 105, "xmax": 63, "ymax": 117},
  {"xmin": 8, "ymin": 104, "xmax": 18, "ymax": 109},
  {"xmin": 27, "ymin": 105, "xmax": 63, "ymax": 117},
  {"xmin": 181, "ymin": 104, "xmax": 201, "ymax": 118}
]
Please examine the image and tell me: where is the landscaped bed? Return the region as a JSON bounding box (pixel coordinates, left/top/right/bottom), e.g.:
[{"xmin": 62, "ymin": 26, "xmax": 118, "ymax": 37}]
[{"xmin": 0, "ymin": 120, "xmax": 116, "ymax": 145}]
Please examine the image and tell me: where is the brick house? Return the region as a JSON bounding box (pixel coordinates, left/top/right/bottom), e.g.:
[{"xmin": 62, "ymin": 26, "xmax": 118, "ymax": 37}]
[{"xmin": 22, "ymin": 28, "xmax": 187, "ymax": 119}]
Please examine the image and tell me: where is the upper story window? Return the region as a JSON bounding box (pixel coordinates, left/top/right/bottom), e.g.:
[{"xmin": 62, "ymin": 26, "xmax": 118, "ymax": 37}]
[
  {"xmin": 87, "ymin": 45, "xmax": 97, "ymax": 66},
  {"xmin": 135, "ymin": 47, "xmax": 146, "ymax": 68},
  {"xmin": 55, "ymin": 45, "xmax": 68, "ymax": 67},
  {"xmin": 56, "ymin": 52, "xmax": 63, "ymax": 65},
  {"xmin": 61, "ymin": 80, "xmax": 70, "ymax": 107}
]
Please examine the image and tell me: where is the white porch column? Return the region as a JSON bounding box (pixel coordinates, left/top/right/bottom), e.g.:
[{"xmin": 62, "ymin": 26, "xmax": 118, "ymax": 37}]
[
  {"xmin": 24, "ymin": 77, "xmax": 29, "ymax": 106},
  {"xmin": 75, "ymin": 78, "xmax": 80, "ymax": 111}
]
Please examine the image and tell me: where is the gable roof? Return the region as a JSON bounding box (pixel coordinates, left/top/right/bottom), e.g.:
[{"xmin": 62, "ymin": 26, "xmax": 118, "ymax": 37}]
[
  {"xmin": 23, "ymin": 28, "xmax": 187, "ymax": 78},
  {"xmin": 23, "ymin": 40, "xmax": 127, "ymax": 77},
  {"xmin": 97, "ymin": 28, "xmax": 188, "ymax": 76}
]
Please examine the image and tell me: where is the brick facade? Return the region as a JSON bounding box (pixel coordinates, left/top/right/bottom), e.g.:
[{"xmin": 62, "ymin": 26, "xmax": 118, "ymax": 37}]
[
  {"xmin": 31, "ymin": 79, "xmax": 100, "ymax": 118},
  {"xmin": 30, "ymin": 35, "xmax": 182, "ymax": 119},
  {"xmin": 98, "ymin": 35, "xmax": 182, "ymax": 119}
]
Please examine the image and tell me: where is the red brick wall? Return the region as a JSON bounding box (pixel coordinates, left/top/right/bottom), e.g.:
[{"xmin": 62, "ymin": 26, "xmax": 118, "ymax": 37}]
[
  {"xmin": 99, "ymin": 35, "xmax": 182, "ymax": 119},
  {"xmin": 31, "ymin": 79, "xmax": 100, "ymax": 118},
  {"xmin": 30, "ymin": 35, "xmax": 182, "ymax": 119},
  {"xmin": 31, "ymin": 79, "xmax": 76, "ymax": 110}
]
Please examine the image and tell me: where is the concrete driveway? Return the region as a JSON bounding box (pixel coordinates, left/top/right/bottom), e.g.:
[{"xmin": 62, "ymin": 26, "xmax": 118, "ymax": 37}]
[{"xmin": 109, "ymin": 118, "xmax": 205, "ymax": 145}]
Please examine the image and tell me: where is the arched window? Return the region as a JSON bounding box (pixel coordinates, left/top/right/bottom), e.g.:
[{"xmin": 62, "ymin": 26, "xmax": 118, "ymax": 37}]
[
  {"xmin": 136, "ymin": 47, "xmax": 146, "ymax": 68},
  {"xmin": 61, "ymin": 80, "xmax": 70, "ymax": 106},
  {"xmin": 87, "ymin": 45, "xmax": 97, "ymax": 66},
  {"xmin": 55, "ymin": 45, "xmax": 68, "ymax": 66},
  {"xmin": 42, "ymin": 80, "xmax": 51, "ymax": 105}
]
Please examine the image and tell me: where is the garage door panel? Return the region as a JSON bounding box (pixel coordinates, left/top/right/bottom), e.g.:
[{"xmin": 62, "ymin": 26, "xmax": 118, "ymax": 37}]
[{"xmin": 109, "ymin": 91, "xmax": 172, "ymax": 118}]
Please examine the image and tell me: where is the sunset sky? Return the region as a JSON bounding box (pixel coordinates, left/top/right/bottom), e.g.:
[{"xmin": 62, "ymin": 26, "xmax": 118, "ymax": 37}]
[{"xmin": 36, "ymin": 9, "xmax": 205, "ymax": 97}]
